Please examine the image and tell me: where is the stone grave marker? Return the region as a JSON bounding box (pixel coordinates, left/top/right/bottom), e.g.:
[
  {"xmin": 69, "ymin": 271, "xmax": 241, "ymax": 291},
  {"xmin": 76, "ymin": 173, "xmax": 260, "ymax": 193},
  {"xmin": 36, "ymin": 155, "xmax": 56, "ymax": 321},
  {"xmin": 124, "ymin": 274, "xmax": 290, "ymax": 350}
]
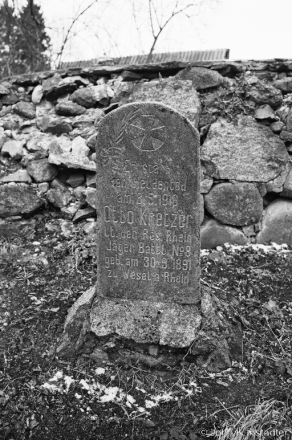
[{"xmin": 96, "ymin": 102, "xmax": 201, "ymax": 304}]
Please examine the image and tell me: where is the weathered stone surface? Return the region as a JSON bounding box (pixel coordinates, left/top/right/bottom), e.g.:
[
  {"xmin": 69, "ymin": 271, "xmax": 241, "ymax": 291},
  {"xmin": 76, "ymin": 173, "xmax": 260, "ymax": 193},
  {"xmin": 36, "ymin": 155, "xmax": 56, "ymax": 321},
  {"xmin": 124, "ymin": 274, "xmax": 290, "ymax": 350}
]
[
  {"xmin": 201, "ymin": 219, "xmax": 248, "ymax": 249},
  {"xmin": 42, "ymin": 74, "xmax": 61, "ymax": 93},
  {"xmin": 0, "ymin": 85, "xmax": 10, "ymax": 95},
  {"xmin": 71, "ymin": 85, "xmax": 114, "ymax": 108},
  {"xmin": 0, "ymin": 169, "xmax": 32, "ymax": 183},
  {"xmin": 1, "ymin": 93, "xmax": 19, "ymax": 106},
  {"xmin": 86, "ymin": 133, "xmax": 97, "ymax": 150},
  {"xmin": 62, "ymin": 76, "xmax": 90, "ymax": 87},
  {"xmin": 0, "ymin": 185, "xmax": 44, "ymax": 217},
  {"xmin": 286, "ymin": 111, "xmax": 292, "ymax": 132},
  {"xmin": 66, "ymin": 172, "xmax": 85, "ymax": 188},
  {"xmin": 35, "ymin": 100, "xmax": 54, "ymax": 119},
  {"xmin": 116, "ymin": 79, "xmax": 201, "ymax": 128},
  {"xmin": 86, "ymin": 172, "xmax": 96, "ymax": 187},
  {"xmin": 83, "ymin": 221, "xmax": 96, "ymax": 235},
  {"xmin": 31, "ymin": 85, "xmax": 43, "ymax": 104},
  {"xmin": 38, "ymin": 182, "xmax": 49, "ymax": 195},
  {"xmin": 27, "ymin": 159, "xmax": 58, "ymax": 182},
  {"xmin": 13, "ymin": 102, "xmax": 36, "ymax": 119},
  {"xmin": 45, "ymin": 79, "xmax": 78, "ymax": 101},
  {"xmin": 176, "ymin": 67, "xmax": 223, "ymax": 90},
  {"xmin": 191, "ymin": 289, "xmax": 242, "ymax": 371},
  {"xmin": 205, "ymin": 183, "xmax": 263, "ymax": 226},
  {"xmin": 85, "ymin": 187, "xmax": 96, "ymax": 208},
  {"xmin": 48, "ymin": 136, "xmax": 71, "ymax": 154},
  {"xmin": 246, "ymin": 78, "xmax": 283, "ymax": 108},
  {"xmin": 270, "ymin": 120, "xmax": 284, "ymax": 133},
  {"xmin": 96, "ymin": 102, "xmax": 200, "ymax": 304},
  {"xmin": 257, "ymin": 199, "xmax": 292, "ymax": 244},
  {"xmin": 1, "ymin": 140, "xmax": 23, "ymax": 159},
  {"xmin": 273, "ymin": 77, "xmax": 292, "ymax": 93},
  {"xmin": 90, "ymin": 298, "xmax": 202, "ymax": 347},
  {"xmin": 265, "ymin": 162, "xmax": 291, "ymax": 193},
  {"xmin": 201, "ymin": 116, "xmax": 289, "ymax": 182},
  {"xmin": 73, "ymin": 207, "xmax": 96, "ymax": 223},
  {"xmin": 0, "ymin": 105, "xmax": 12, "ymax": 117},
  {"xmin": 57, "ymin": 286, "xmax": 96, "ymax": 356},
  {"xmin": 121, "ymin": 70, "xmax": 142, "ymax": 81},
  {"xmin": 254, "ymin": 104, "xmax": 276, "ymax": 121},
  {"xmin": 55, "ymin": 101, "xmax": 86, "ymax": 116},
  {"xmin": 26, "ymin": 133, "xmax": 54, "ymax": 152},
  {"xmin": 71, "ymin": 136, "xmax": 90, "ymax": 156},
  {"xmin": 200, "ymin": 193, "xmax": 204, "ymax": 224},
  {"xmin": 21, "ymin": 150, "xmax": 48, "ymax": 167},
  {"xmin": 38, "ymin": 115, "xmax": 72, "ymax": 135},
  {"xmin": 282, "ymin": 167, "xmax": 292, "ymax": 198},
  {"xmin": 46, "ymin": 188, "xmax": 72, "ymax": 208},
  {"xmin": 200, "ymin": 178, "xmax": 213, "ymax": 194},
  {"xmin": 280, "ymin": 130, "xmax": 292, "ymax": 142},
  {"xmin": 48, "ymin": 141, "xmax": 96, "ymax": 171},
  {"xmin": 1, "ymin": 115, "xmax": 19, "ymax": 130}
]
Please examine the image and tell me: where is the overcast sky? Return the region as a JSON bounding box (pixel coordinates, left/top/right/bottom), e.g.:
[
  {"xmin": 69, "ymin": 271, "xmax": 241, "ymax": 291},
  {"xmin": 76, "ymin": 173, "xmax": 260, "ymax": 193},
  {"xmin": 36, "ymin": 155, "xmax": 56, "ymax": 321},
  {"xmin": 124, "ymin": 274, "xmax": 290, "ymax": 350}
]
[{"xmin": 35, "ymin": 0, "xmax": 292, "ymax": 63}]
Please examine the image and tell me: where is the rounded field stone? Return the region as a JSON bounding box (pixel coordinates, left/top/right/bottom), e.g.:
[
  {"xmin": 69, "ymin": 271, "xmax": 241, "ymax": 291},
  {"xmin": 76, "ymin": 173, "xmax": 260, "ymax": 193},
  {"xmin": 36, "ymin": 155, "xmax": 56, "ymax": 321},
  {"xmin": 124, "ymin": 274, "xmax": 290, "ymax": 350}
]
[
  {"xmin": 176, "ymin": 67, "xmax": 223, "ymax": 90},
  {"xmin": 205, "ymin": 182, "xmax": 263, "ymax": 226},
  {"xmin": 257, "ymin": 199, "xmax": 292, "ymax": 245},
  {"xmin": 201, "ymin": 219, "xmax": 248, "ymax": 249}
]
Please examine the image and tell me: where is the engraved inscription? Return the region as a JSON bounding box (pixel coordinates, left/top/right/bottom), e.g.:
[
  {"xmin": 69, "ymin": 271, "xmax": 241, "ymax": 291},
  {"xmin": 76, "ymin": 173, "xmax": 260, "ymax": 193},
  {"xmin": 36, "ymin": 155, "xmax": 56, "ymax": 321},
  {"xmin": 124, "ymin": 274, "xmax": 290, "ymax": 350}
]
[{"xmin": 96, "ymin": 102, "xmax": 200, "ymax": 303}]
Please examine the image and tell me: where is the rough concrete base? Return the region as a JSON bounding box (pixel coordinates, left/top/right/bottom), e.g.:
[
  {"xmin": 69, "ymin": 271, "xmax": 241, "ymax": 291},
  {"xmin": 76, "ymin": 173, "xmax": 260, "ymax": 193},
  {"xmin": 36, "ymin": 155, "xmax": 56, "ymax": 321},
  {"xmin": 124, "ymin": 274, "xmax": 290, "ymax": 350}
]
[
  {"xmin": 90, "ymin": 298, "xmax": 201, "ymax": 347},
  {"xmin": 57, "ymin": 285, "xmax": 242, "ymax": 372}
]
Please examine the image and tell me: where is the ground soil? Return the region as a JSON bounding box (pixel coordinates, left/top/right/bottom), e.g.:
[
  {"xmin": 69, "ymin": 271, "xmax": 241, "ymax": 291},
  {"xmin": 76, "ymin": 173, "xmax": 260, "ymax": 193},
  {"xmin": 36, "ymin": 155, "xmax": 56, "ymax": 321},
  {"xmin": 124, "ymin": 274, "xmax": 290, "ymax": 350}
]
[{"xmin": 1, "ymin": 211, "xmax": 292, "ymax": 440}]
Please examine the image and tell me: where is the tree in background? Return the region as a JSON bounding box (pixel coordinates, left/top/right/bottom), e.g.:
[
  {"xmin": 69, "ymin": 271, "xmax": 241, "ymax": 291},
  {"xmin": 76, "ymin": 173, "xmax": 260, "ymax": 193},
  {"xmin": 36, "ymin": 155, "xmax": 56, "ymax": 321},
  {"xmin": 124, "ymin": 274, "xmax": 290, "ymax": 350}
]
[{"xmin": 0, "ymin": 0, "xmax": 50, "ymax": 78}]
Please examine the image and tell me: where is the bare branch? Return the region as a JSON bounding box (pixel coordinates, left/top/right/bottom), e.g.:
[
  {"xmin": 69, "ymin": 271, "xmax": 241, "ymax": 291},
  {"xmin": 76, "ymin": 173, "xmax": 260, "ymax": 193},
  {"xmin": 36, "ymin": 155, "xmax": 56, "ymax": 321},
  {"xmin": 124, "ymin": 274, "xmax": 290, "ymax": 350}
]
[
  {"xmin": 54, "ymin": 0, "xmax": 98, "ymax": 68},
  {"xmin": 146, "ymin": 2, "xmax": 194, "ymax": 62}
]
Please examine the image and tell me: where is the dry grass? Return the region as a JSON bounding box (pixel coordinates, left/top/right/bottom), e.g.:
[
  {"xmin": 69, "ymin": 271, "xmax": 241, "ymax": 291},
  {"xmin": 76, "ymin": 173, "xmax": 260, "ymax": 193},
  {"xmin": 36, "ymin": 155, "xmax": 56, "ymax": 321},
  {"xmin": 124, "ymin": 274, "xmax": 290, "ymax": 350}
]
[{"xmin": 209, "ymin": 399, "xmax": 292, "ymax": 439}]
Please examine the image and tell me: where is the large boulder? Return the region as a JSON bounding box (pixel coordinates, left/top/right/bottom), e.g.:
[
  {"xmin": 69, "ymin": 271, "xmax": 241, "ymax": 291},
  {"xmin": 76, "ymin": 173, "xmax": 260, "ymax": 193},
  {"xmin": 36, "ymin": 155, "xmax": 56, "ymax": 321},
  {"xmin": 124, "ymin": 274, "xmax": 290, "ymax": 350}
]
[
  {"xmin": 205, "ymin": 183, "xmax": 263, "ymax": 226},
  {"xmin": 0, "ymin": 185, "xmax": 44, "ymax": 217},
  {"xmin": 176, "ymin": 67, "xmax": 223, "ymax": 91},
  {"xmin": 257, "ymin": 199, "xmax": 292, "ymax": 245},
  {"xmin": 201, "ymin": 116, "xmax": 289, "ymax": 182},
  {"xmin": 201, "ymin": 219, "xmax": 248, "ymax": 249},
  {"xmin": 115, "ymin": 79, "xmax": 201, "ymax": 128}
]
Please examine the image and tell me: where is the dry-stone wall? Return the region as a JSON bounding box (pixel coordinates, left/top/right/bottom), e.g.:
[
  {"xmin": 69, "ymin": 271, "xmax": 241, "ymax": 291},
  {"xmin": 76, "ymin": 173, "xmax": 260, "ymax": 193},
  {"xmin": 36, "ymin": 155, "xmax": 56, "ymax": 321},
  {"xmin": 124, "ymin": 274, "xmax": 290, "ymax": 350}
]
[{"xmin": 2, "ymin": 59, "xmax": 292, "ymax": 247}]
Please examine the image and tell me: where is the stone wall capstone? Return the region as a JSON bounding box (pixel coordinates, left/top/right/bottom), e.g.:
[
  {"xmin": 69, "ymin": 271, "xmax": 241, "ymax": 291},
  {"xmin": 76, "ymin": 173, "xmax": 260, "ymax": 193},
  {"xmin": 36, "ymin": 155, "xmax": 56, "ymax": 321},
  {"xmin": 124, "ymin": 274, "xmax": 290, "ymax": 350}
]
[{"xmin": 2, "ymin": 58, "xmax": 292, "ymax": 246}]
